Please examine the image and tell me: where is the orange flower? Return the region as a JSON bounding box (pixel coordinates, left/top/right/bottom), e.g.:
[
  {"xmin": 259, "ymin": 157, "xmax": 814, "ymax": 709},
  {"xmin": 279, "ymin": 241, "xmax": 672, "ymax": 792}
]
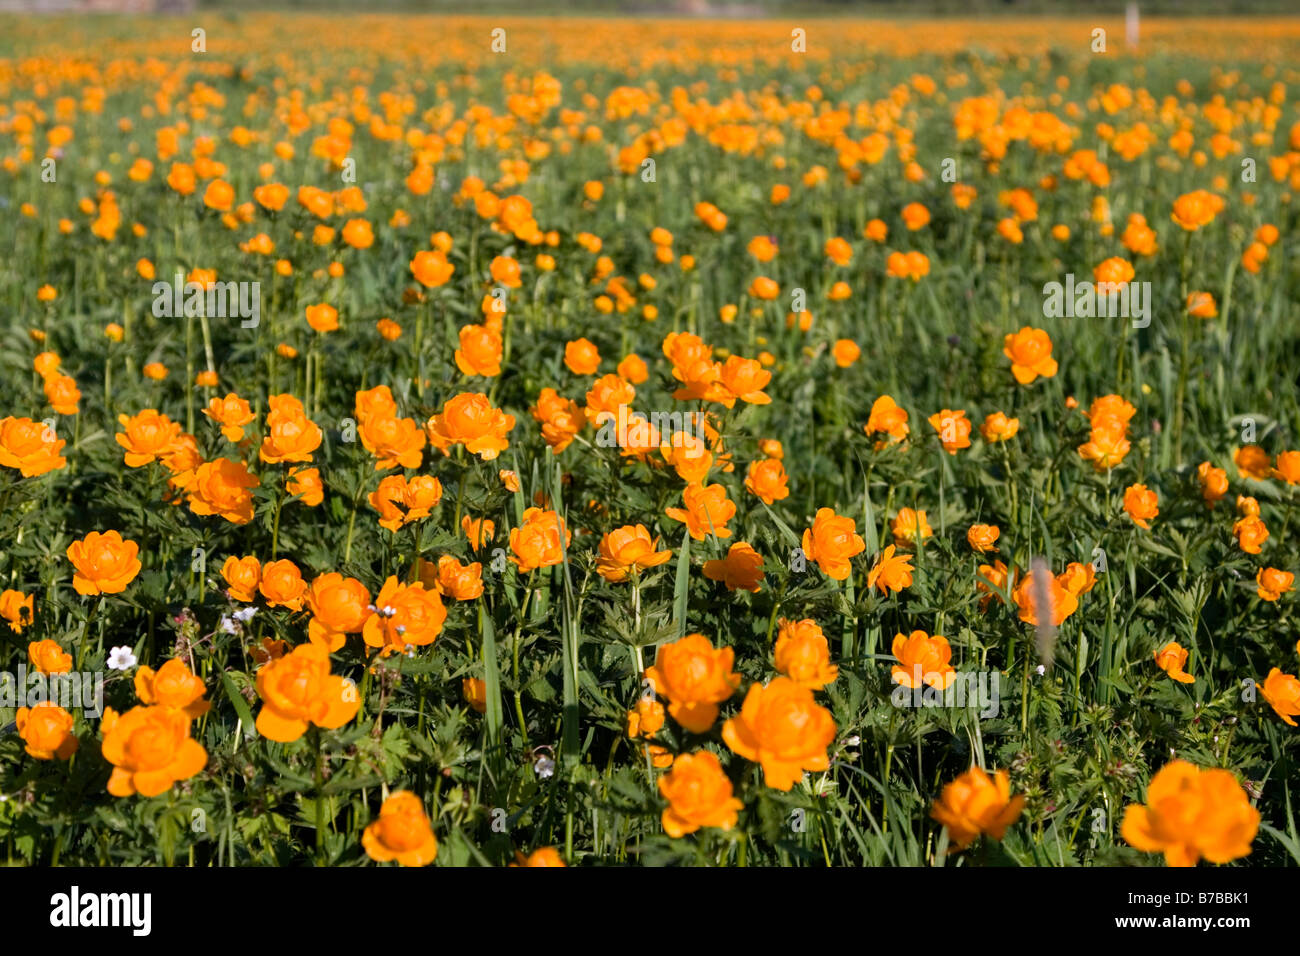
[
  {"xmin": 645, "ymin": 633, "xmax": 740, "ymax": 733},
  {"xmin": 890, "ymin": 507, "xmax": 933, "ymax": 548},
  {"xmin": 1122, "ymin": 760, "xmax": 1258, "ymax": 866},
  {"xmin": 305, "ymin": 303, "xmax": 339, "ymax": 333},
  {"xmin": 427, "ymin": 392, "xmax": 515, "ymax": 461},
  {"xmin": 135, "ymin": 658, "xmax": 210, "ymax": 719},
  {"xmin": 1233, "ymin": 515, "xmax": 1269, "ymax": 554},
  {"xmin": 901, "ymin": 201, "xmax": 930, "ymax": 231},
  {"xmin": 1274, "ymin": 451, "xmax": 1300, "ymax": 485},
  {"xmin": 1261, "ymin": 668, "xmax": 1300, "ymax": 726},
  {"xmin": 511, "ymin": 847, "xmax": 567, "ymax": 867},
  {"xmin": 1186, "ymin": 291, "xmax": 1218, "ymax": 318},
  {"xmin": 101, "ymin": 705, "xmax": 207, "ymax": 796},
  {"xmin": 203, "ymin": 393, "xmax": 256, "ymax": 442},
  {"xmin": 462, "ymin": 515, "xmax": 496, "ymax": 550},
  {"xmin": 67, "ymin": 530, "xmax": 142, "ymax": 596},
  {"xmin": 564, "ymin": 337, "xmax": 601, "ymax": 375},
  {"xmin": 702, "ymin": 541, "xmax": 765, "ymax": 592},
  {"xmin": 716, "ymin": 356, "xmax": 772, "ymax": 407},
  {"xmin": 1093, "ymin": 256, "xmax": 1135, "ymax": 286},
  {"xmin": 801, "ymin": 508, "xmax": 866, "ymax": 580},
  {"xmin": 16, "ymin": 703, "xmax": 78, "ymax": 760},
  {"xmin": 891, "ymin": 630, "xmax": 956, "ymax": 689},
  {"xmin": 928, "ymin": 409, "xmax": 971, "ymax": 454},
  {"xmin": 1123, "ymin": 483, "xmax": 1159, "ymax": 529},
  {"xmin": 665, "ymin": 483, "xmax": 736, "ymax": 542},
  {"xmin": 931, "ymin": 767, "xmax": 1024, "ymax": 851},
  {"xmin": 966, "ymin": 523, "xmax": 999, "ymax": 553},
  {"xmin": 722, "ymin": 677, "xmax": 836, "ymax": 791},
  {"xmin": 626, "ymin": 696, "xmax": 666, "ymax": 739},
  {"xmin": 885, "ymin": 250, "xmax": 929, "ymax": 280},
  {"xmin": 1234, "ymin": 445, "xmax": 1272, "ymax": 480},
  {"xmin": 658, "ymin": 751, "xmax": 743, "ymax": 838},
  {"xmin": 867, "ymin": 545, "xmax": 914, "ymax": 595},
  {"xmin": 1, "ymin": 591, "xmax": 34, "ymax": 634},
  {"xmin": 596, "ymin": 525, "xmax": 672, "ymax": 583},
  {"xmin": 254, "ymin": 643, "xmax": 360, "ymax": 742},
  {"xmin": 0, "ymin": 418, "xmax": 64, "ymax": 478},
  {"xmin": 287, "ymin": 466, "xmax": 324, "ymax": 506},
  {"xmin": 462, "ymin": 677, "xmax": 488, "ymax": 713},
  {"xmin": 1078, "ymin": 424, "xmax": 1131, "ymax": 471},
  {"xmin": 832, "ymin": 339, "xmax": 860, "ymax": 367},
  {"xmin": 774, "ymin": 619, "xmax": 837, "ymax": 690},
  {"xmin": 864, "ymin": 395, "xmax": 910, "ymax": 442},
  {"xmin": 509, "ymin": 507, "xmax": 571, "ymax": 572},
  {"xmin": 221, "ymin": 555, "xmax": 261, "ymax": 602},
  {"xmin": 44, "ymin": 374, "xmax": 80, "ymax": 415},
  {"xmin": 359, "ymin": 413, "xmax": 427, "ymax": 471},
  {"xmin": 743, "ymin": 458, "xmax": 789, "ymax": 505},
  {"xmin": 530, "ymin": 388, "xmax": 584, "ymax": 454},
  {"xmin": 1197, "ymin": 461, "xmax": 1228, "ymax": 506},
  {"xmin": 1256, "ymin": 567, "xmax": 1294, "ymax": 602},
  {"xmin": 187, "ymin": 457, "xmax": 258, "ymax": 524},
  {"xmin": 1170, "ymin": 189, "xmax": 1222, "ymax": 230},
  {"xmin": 259, "ymin": 558, "xmax": 308, "ymax": 610},
  {"xmin": 27, "ymin": 638, "xmax": 70, "ymax": 674},
  {"xmin": 1011, "ymin": 569, "xmax": 1079, "ymax": 627},
  {"xmin": 362, "ymin": 576, "xmax": 447, "ymax": 656},
  {"xmin": 1058, "ymin": 562, "xmax": 1097, "ymax": 596},
  {"xmin": 259, "ymin": 394, "xmax": 322, "ymax": 464},
  {"xmin": 116, "ymin": 409, "xmax": 182, "ymax": 467},
  {"xmin": 305, "ymin": 573, "xmax": 373, "ymax": 651},
  {"xmin": 1153, "ymin": 642, "xmax": 1194, "ymax": 684},
  {"xmin": 363, "ymin": 792, "xmax": 439, "ymax": 866},
  {"xmin": 409, "ymin": 249, "xmax": 454, "ymax": 287},
  {"xmin": 455, "ymin": 323, "xmax": 504, "ymax": 378},
  {"xmin": 1002, "ymin": 327, "xmax": 1058, "ymax": 384},
  {"xmin": 423, "ymin": 555, "xmax": 484, "ymax": 601}
]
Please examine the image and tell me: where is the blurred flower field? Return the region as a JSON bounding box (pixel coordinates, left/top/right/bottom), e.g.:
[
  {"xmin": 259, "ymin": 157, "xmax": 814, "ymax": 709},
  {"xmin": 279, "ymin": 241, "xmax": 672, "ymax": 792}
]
[{"xmin": 0, "ymin": 12, "xmax": 1299, "ymax": 867}]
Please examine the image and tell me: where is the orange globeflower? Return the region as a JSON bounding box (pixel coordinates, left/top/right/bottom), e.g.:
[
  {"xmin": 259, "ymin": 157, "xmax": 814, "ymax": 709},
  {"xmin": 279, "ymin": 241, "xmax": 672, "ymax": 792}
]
[
  {"xmin": 966, "ymin": 523, "xmax": 999, "ymax": 553},
  {"xmin": 187, "ymin": 457, "xmax": 258, "ymax": 525},
  {"xmin": 409, "ymin": 249, "xmax": 454, "ymax": 287},
  {"xmin": 1256, "ymin": 567, "xmax": 1294, "ymax": 602},
  {"xmin": 202, "ymin": 179, "xmax": 234, "ymax": 211},
  {"xmin": 864, "ymin": 395, "xmax": 909, "ymax": 442},
  {"xmin": 1186, "ymin": 291, "xmax": 1218, "ymax": 318},
  {"xmin": 645, "ymin": 633, "xmax": 741, "ymax": 733},
  {"xmin": 931, "ymin": 767, "xmax": 1025, "ymax": 851},
  {"xmin": 774, "ymin": 619, "xmax": 837, "ymax": 690},
  {"xmin": 359, "ymin": 414, "xmax": 426, "ymax": 471},
  {"xmin": 462, "ymin": 515, "xmax": 495, "ymax": 550},
  {"xmin": 665, "ymin": 483, "xmax": 735, "ymax": 542},
  {"xmin": 658, "ymin": 751, "xmax": 743, "ymax": 838},
  {"xmin": 101, "ymin": 705, "xmax": 207, "ymax": 796},
  {"xmin": 890, "ymin": 507, "xmax": 933, "ymax": 548},
  {"xmin": 1122, "ymin": 760, "xmax": 1258, "ymax": 866},
  {"xmin": 1093, "ymin": 256, "xmax": 1135, "ymax": 286},
  {"xmin": 748, "ymin": 275, "xmax": 779, "ymax": 300},
  {"xmin": 1058, "ymin": 562, "xmax": 1097, "ymax": 597},
  {"xmin": 304, "ymin": 303, "xmax": 339, "ymax": 333},
  {"xmin": 44, "ymin": 374, "xmax": 81, "ymax": 415},
  {"xmin": 220, "ymin": 555, "xmax": 261, "ymax": 602},
  {"xmin": 260, "ymin": 394, "xmax": 322, "ymax": 464},
  {"xmin": 1261, "ymin": 668, "xmax": 1300, "ymax": 726},
  {"xmin": 716, "ymin": 356, "xmax": 772, "ymax": 407},
  {"xmin": 564, "ymin": 338, "xmax": 601, "ymax": 375},
  {"xmin": 1197, "ymin": 462, "xmax": 1229, "ymax": 506},
  {"xmin": 1011, "ymin": 569, "xmax": 1079, "ymax": 627},
  {"xmin": 1123, "ymin": 483, "xmax": 1159, "ymax": 529},
  {"xmin": 743, "ymin": 458, "xmax": 789, "ymax": 505},
  {"xmin": 891, "ymin": 630, "xmax": 956, "ymax": 689},
  {"xmin": 1274, "ymin": 451, "xmax": 1300, "ymax": 485},
  {"xmin": 509, "ymin": 507, "xmax": 571, "ymax": 572},
  {"xmin": 1233, "ymin": 515, "xmax": 1269, "ymax": 554},
  {"xmin": 1153, "ymin": 642, "xmax": 1194, "ymax": 683},
  {"xmin": 702, "ymin": 541, "xmax": 765, "ymax": 592},
  {"xmin": 454, "ymin": 323, "xmax": 504, "ymax": 378},
  {"xmin": 116, "ymin": 409, "xmax": 181, "ymax": 467},
  {"xmin": 626, "ymin": 697, "xmax": 665, "ymax": 739},
  {"xmin": 1170, "ymin": 189, "xmax": 1223, "ymax": 231},
  {"xmin": 722, "ymin": 677, "xmax": 836, "ymax": 791},
  {"xmin": 376, "ymin": 318, "xmax": 403, "ymax": 341},
  {"xmin": 16, "ymin": 702, "xmax": 78, "ymax": 760},
  {"xmin": 530, "ymin": 388, "xmax": 583, "ymax": 454},
  {"xmin": 305, "ymin": 573, "xmax": 373, "ymax": 651},
  {"xmin": 928, "ymin": 409, "xmax": 972, "ymax": 453},
  {"xmin": 1002, "ymin": 327, "xmax": 1058, "ymax": 384},
  {"xmin": 203, "ymin": 393, "xmax": 256, "ymax": 442},
  {"xmin": 287, "ymin": 466, "xmax": 323, "ymax": 506},
  {"xmin": 259, "ymin": 558, "xmax": 308, "ymax": 610},
  {"xmin": 28, "ymin": 639, "xmax": 70, "ymax": 674},
  {"xmin": 427, "ymin": 392, "xmax": 515, "ymax": 461},
  {"xmin": 1, "ymin": 591, "xmax": 35, "ymax": 634},
  {"xmin": 512, "ymin": 847, "xmax": 567, "ymax": 867},
  {"xmin": 135, "ymin": 658, "xmax": 209, "ymax": 719},
  {"xmin": 596, "ymin": 525, "xmax": 672, "ymax": 583},
  {"xmin": 254, "ymin": 643, "xmax": 360, "ymax": 742},
  {"xmin": 801, "ymin": 508, "xmax": 866, "ymax": 580},
  {"xmin": 362, "ymin": 576, "xmax": 447, "ymax": 657},
  {"xmin": 1234, "ymin": 445, "xmax": 1272, "ymax": 480},
  {"xmin": 977, "ymin": 560, "xmax": 1013, "ymax": 610},
  {"xmin": 901, "ymin": 202, "xmax": 930, "ymax": 230},
  {"xmin": 67, "ymin": 531, "xmax": 142, "ymax": 596},
  {"xmin": 1078, "ymin": 424, "xmax": 1131, "ymax": 471},
  {"xmin": 867, "ymin": 545, "xmax": 914, "ymax": 595},
  {"xmin": 832, "ymin": 339, "xmax": 861, "ymax": 367},
  {"xmin": 885, "ymin": 250, "xmax": 929, "ymax": 280},
  {"xmin": 422, "ymin": 555, "xmax": 484, "ymax": 601},
  {"xmin": 363, "ymin": 792, "xmax": 439, "ymax": 867},
  {"xmin": 463, "ymin": 677, "xmax": 488, "ymax": 713}
]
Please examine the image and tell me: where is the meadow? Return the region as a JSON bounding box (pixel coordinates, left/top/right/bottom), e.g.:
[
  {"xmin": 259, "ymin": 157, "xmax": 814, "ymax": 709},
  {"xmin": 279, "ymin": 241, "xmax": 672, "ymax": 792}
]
[{"xmin": 0, "ymin": 12, "xmax": 1298, "ymax": 867}]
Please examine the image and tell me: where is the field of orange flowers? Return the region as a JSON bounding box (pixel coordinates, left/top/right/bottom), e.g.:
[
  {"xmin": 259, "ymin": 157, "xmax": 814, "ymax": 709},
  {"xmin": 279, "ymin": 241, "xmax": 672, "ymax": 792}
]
[{"xmin": 0, "ymin": 12, "xmax": 1298, "ymax": 867}]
